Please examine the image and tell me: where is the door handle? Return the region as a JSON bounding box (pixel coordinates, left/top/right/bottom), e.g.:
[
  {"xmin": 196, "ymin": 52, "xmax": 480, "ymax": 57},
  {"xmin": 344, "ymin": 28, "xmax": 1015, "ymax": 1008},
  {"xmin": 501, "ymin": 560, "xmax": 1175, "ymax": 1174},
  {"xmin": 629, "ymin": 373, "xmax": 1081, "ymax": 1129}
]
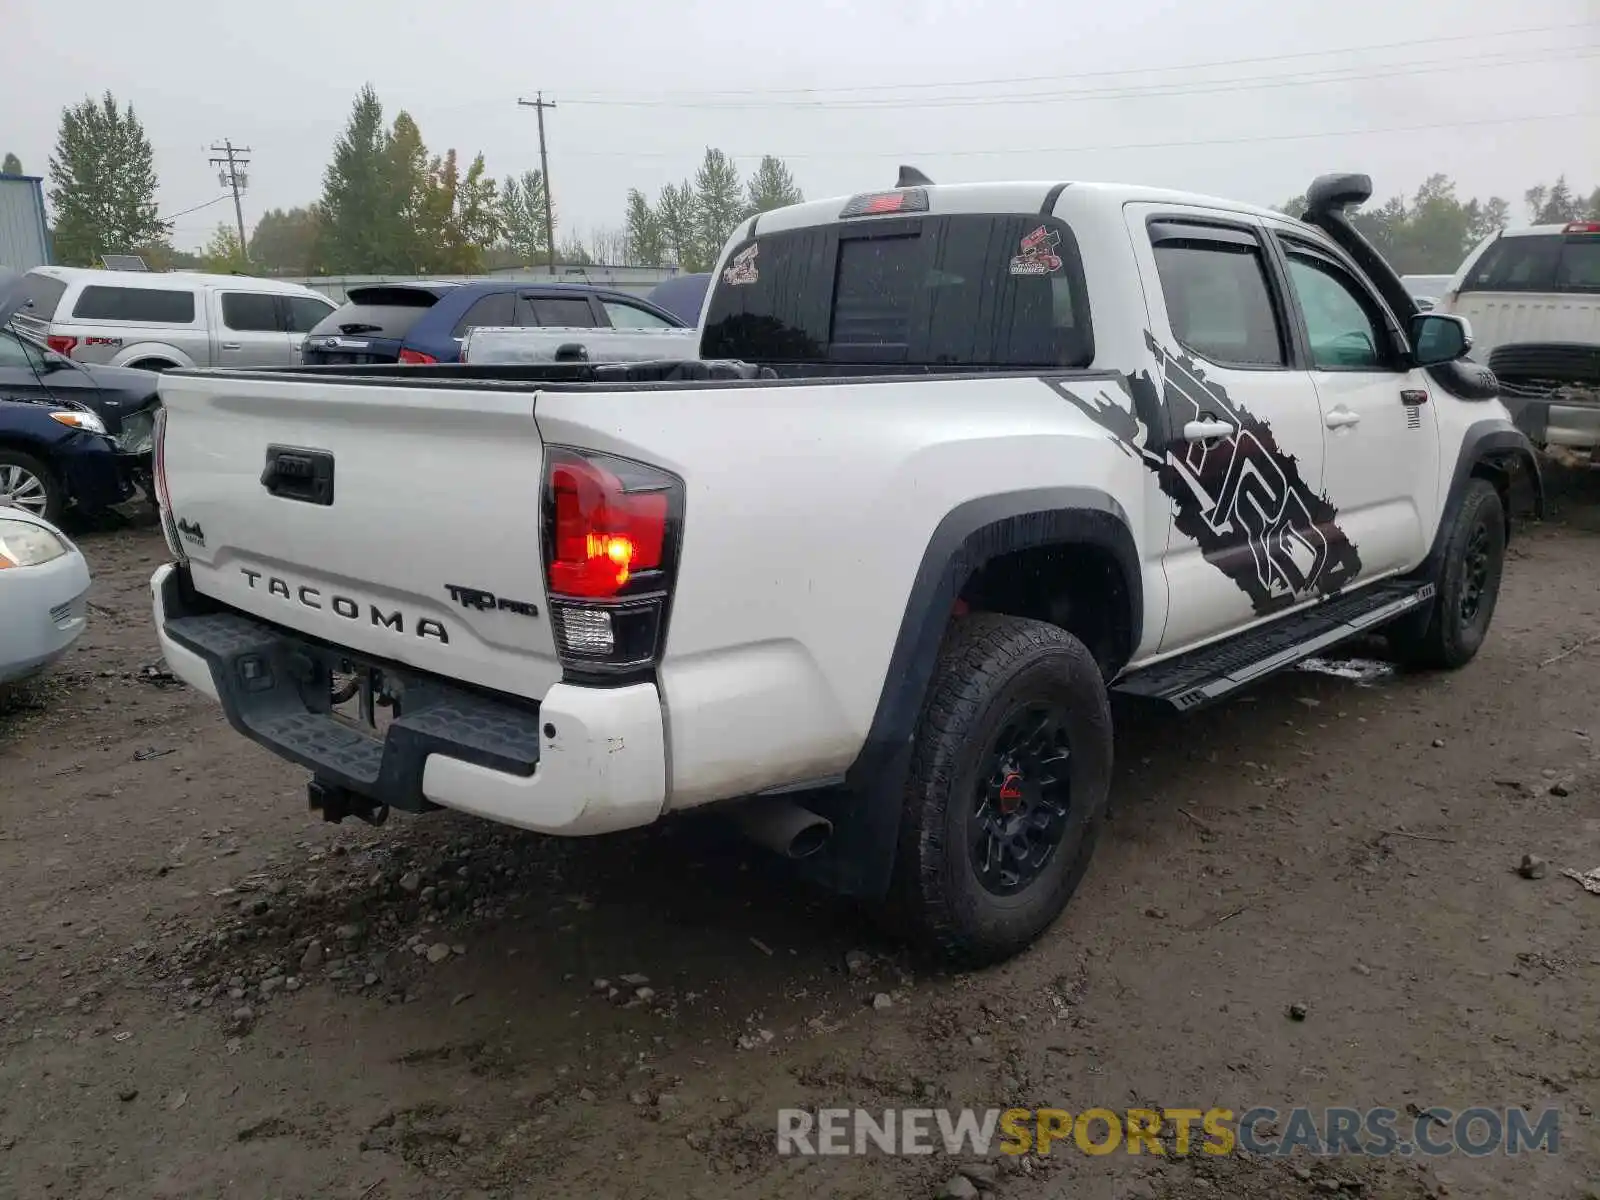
[
  {"xmin": 221, "ymin": 341, "xmax": 242, "ymax": 351},
  {"xmin": 1183, "ymin": 418, "xmax": 1236, "ymax": 441},
  {"xmin": 1324, "ymin": 409, "xmax": 1362, "ymax": 429}
]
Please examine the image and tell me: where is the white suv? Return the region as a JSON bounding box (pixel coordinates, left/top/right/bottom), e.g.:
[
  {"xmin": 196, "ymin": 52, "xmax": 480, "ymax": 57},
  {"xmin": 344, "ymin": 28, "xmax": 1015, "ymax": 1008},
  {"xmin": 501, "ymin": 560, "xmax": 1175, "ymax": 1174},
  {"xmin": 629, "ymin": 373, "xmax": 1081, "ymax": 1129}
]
[{"xmin": 9, "ymin": 267, "xmax": 335, "ymax": 372}]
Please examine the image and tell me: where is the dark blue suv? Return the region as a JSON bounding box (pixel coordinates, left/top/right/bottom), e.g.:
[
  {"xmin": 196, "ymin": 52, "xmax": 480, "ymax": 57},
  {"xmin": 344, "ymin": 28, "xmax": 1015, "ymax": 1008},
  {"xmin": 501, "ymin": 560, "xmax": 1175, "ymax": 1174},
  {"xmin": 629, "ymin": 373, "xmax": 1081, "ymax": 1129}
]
[{"xmin": 301, "ymin": 281, "xmax": 687, "ymax": 366}]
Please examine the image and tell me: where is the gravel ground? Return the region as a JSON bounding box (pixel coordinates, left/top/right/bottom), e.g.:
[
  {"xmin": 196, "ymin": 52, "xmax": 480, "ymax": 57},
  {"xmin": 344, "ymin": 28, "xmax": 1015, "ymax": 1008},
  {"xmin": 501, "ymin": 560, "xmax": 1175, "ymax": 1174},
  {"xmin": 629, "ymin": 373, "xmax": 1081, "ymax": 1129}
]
[{"xmin": 1, "ymin": 469, "xmax": 1597, "ymax": 1200}]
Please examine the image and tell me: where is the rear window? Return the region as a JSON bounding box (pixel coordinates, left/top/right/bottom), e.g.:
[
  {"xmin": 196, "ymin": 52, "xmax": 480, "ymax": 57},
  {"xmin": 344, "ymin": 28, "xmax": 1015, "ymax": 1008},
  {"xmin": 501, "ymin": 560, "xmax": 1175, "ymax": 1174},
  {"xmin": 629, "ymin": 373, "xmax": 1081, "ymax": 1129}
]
[
  {"xmin": 310, "ymin": 288, "xmax": 440, "ymax": 340},
  {"xmin": 701, "ymin": 213, "xmax": 1093, "ymax": 368},
  {"xmin": 450, "ymin": 292, "xmax": 516, "ymax": 337},
  {"xmin": 17, "ymin": 272, "xmax": 68, "ymax": 320},
  {"xmin": 221, "ymin": 292, "xmax": 280, "ymax": 332},
  {"xmin": 1461, "ymin": 233, "xmax": 1600, "ymax": 294},
  {"xmin": 72, "ymin": 284, "xmax": 195, "ymax": 323}
]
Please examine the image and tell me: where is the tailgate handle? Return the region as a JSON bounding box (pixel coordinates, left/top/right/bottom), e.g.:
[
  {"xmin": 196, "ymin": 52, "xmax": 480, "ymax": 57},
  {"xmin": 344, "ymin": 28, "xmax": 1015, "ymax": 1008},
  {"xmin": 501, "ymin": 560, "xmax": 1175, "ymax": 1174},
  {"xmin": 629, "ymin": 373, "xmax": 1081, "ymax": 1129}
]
[{"xmin": 261, "ymin": 445, "xmax": 335, "ymax": 506}]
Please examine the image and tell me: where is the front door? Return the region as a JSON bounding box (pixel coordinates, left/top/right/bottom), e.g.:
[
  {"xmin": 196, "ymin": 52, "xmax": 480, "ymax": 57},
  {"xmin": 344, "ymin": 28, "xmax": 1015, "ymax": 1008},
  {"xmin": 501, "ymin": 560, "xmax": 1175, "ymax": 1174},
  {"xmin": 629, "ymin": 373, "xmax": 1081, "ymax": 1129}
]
[
  {"xmin": 1272, "ymin": 232, "xmax": 1439, "ymax": 581},
  {"xmin": 1130, "ymin": 210, "xmax": 1359, "ymax": 653}
]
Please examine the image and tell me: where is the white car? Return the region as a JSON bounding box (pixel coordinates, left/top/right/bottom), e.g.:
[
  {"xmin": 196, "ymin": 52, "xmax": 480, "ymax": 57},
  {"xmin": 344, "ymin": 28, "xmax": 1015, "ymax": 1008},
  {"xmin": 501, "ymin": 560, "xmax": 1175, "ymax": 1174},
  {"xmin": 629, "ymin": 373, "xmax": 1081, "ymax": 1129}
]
[{"xmin": 0, "ymin": 510, "xmax": 91, "ymax": 684}]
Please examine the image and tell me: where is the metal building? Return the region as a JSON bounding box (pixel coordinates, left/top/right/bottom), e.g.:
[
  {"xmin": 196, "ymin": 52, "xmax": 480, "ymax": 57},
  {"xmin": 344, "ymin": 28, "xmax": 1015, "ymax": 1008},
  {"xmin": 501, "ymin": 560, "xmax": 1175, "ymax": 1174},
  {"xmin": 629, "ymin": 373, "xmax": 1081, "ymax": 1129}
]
[{"xmin": 0, "ymin": 173, "xmax": 50, "ymax": 272}]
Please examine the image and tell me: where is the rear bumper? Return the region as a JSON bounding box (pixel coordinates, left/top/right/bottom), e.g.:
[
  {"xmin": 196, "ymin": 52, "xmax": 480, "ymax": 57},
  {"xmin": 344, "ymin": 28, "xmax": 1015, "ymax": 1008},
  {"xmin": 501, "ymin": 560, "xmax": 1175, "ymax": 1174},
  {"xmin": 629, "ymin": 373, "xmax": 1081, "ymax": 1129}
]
[
  {"xmin": 150, "ymin": 563, "xmax": 667, "ymax": 836},
  {"xmin": 0, "ymin": 549, "xmax": 91, "ymax": 685},
  {"xmin": 1501, "ymin": 382, "xmax": 1600, "ymax": 455}
]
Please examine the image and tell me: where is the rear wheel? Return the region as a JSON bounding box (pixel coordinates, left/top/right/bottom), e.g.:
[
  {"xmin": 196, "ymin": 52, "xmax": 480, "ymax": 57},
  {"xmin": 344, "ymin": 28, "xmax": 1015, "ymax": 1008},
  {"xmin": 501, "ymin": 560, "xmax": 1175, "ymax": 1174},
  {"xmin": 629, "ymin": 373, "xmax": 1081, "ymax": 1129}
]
[
  {"xmin": 0, "ymin": 450, "xmax": 64, "ymax": 523},
  {"xmin": 889, "ymin": 614, "xmax": 1113, "ymax": 966},
  {"xmin": 1387, "ymin": 478, "xmax": 1505, "ymax": 669}
]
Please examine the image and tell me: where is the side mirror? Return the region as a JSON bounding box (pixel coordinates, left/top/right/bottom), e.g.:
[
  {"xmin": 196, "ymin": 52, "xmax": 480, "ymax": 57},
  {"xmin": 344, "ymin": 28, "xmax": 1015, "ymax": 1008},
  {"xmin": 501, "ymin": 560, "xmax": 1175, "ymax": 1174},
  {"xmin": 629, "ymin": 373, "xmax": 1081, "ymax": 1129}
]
[
  {"xmin": 1409, "ymin": 312, "xmax": 1473, "ymax": 367},
  {"xmin": 40, "ymin": 352, "xmax": 71, "ymax": 373}
]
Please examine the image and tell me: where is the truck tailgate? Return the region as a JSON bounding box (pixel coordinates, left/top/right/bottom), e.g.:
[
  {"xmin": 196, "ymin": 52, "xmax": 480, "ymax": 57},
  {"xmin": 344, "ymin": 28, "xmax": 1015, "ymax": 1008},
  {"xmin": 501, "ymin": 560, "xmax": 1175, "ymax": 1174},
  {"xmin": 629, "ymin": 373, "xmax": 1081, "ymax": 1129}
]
[{"xmin": 157, "ymin": 371, "xmax": 561, "ymax": 701}]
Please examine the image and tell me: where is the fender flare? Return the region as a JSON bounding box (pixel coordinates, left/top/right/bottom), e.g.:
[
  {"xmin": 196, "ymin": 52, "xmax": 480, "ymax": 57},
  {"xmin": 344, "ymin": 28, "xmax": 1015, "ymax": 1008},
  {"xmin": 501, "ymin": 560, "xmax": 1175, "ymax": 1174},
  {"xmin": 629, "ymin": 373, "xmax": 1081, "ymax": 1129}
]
[
  {"xmin": 797, "ymin": 487, "xmax": 1142, "ymax": 899},
  {"xmin": 112, "ymin": 342, "xmax": 194, "ymax": 370},
  {"xmin": 1421, "ymin": 418, "xmax": 1543, "ymax": 576}
]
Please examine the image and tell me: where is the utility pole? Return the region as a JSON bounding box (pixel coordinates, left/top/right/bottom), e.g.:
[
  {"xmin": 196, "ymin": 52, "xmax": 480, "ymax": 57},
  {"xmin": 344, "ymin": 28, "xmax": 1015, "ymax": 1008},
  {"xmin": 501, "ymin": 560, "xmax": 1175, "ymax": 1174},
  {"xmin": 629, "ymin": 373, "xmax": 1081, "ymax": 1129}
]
[
  {"xmin": 208, "ymin": 140, "xmax": 252, "ymax": 263},
  {"xmin": 516, "ymin": 94, "xmax": 557, "ymax": 274}
]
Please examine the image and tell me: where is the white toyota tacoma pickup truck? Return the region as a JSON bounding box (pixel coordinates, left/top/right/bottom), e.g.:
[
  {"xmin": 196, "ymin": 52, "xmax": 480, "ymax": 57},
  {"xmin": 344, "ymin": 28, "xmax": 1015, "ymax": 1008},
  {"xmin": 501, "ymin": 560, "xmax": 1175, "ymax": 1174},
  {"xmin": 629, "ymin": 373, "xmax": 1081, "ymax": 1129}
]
[{"xmin": 148, "ymin": 169, "xmax": 1541, "ymax": 964}]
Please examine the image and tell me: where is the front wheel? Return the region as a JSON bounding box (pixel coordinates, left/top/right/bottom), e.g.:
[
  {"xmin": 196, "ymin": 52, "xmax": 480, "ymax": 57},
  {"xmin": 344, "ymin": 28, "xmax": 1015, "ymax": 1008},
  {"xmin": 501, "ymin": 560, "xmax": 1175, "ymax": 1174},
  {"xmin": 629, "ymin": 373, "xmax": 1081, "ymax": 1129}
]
[
  {"xmin": 1387, "ymin": 479, "xmax": 1506, "ymax": 669},
  {"xmin": 889, "ymin": 614, "xmax": 1113, "ymax": 966}
]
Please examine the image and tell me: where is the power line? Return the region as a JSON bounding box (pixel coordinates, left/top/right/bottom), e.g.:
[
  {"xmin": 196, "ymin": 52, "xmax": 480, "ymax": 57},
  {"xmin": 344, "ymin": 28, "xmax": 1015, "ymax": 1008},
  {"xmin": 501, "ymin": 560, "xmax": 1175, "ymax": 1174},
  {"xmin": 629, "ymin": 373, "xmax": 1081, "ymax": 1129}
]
[
  {"xmin": 559, "ymin": 21, "xmax": 1590, "ymax": 102},
  {"xmin": 554, "ymin": 109, "xmax": 1597, "ymax": 161},
  {"xmin": 560, "ymin": 44, "xmax": 1597, "ymax": 111},
  {"xmin": 516, "ymin": 93, "xmax": 558, "ymax": 273},
  {"xmin": 160, "ymin": 195, "xmax": 232, "ymax": 222},
  {"xmin": 208, "ymin": 140, "xmax": 252, "ymax": 260}
]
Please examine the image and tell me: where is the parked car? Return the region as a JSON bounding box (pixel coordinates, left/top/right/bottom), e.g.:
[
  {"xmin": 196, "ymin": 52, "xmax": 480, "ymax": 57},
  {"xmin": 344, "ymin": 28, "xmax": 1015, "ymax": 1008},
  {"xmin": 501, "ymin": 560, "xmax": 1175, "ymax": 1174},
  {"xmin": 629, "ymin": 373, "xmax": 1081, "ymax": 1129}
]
[
  {"xmin": 645, "ymin": 272, "xmax": 711, "ymax": 325},
  {"xmin": 150, "ymin": 169, "xmax": 1537, "ymax": 965},
  {"xmin": 8, "ymin": 266, "xmax": 337, "ymax": 372},
  {"xmin": 1435, "ymin": 220, "xmax": 1600, "ymax": 462},
  {"xmin": 2, "ymin": 272, "xmax": 154, "ymax": 520},
  {"xmin": 300, "ymin": 282, "xmax": 687, "ymax": 366},
  {"xmin": 0, "ymin": 508, "xmax": 91, "ymax": 685}
]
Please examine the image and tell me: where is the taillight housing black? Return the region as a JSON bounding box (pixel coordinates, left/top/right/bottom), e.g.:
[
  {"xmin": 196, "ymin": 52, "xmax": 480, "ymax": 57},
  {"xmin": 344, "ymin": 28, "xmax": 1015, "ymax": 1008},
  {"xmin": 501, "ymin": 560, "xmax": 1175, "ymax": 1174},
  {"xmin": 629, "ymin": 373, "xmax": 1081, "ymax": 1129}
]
[{"xmin": 540, "ymin": 446, "xmax": 684, "ymax": 678}]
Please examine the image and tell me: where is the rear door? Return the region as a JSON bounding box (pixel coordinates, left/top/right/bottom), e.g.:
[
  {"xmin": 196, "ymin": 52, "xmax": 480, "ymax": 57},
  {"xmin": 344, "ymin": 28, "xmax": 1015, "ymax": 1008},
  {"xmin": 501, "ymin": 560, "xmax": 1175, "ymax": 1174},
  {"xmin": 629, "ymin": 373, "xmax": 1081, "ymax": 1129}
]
[
  {"xmin": 1271, "ymin": 229, "xmax": 1438, "ymax": 581},
  {"xmin": 516, "ymin": 292, "xmax": 602, "ymax": 329},
  {"xmin": 445, "ymin": 291, "xmax": 518, "ymax": 361},
  {"xmin": 1128, "ymin": 209, "xmax": 1347, "ymax": 652},
  {"xmin": 214, "ymin": 291, "xmax": 296, "ymax": 367}
]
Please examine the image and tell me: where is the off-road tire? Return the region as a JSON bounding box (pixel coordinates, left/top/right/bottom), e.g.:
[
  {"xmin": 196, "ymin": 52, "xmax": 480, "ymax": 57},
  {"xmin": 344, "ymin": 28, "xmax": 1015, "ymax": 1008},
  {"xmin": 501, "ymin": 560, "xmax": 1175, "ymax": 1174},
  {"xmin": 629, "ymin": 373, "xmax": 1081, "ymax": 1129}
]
[
  {"xmin": 0, "ymin": 448, "xmax": 65, "ymax": 524},
  {"xmin": 889, "ymin": 613, "xmax": 1113, "ymax": 966},
  {"xmin": 1387, "ymin": 479, "xmax": 1506, "ymax": 670}
]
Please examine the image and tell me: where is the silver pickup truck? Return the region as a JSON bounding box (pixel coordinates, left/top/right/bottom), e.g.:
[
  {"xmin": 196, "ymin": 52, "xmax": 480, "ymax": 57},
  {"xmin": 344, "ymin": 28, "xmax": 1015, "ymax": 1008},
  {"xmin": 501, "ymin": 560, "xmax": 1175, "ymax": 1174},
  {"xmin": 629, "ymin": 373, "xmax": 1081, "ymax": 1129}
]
[{"xmin": 460, "ymin": 324, "xmax": 701, "ymax": 365}]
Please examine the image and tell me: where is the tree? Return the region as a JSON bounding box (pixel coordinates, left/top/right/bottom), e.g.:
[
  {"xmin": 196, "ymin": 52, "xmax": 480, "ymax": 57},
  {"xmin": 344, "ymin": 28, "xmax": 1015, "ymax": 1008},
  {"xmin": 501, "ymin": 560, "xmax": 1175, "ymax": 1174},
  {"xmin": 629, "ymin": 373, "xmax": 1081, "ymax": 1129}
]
[
  {"xmin": 249, "ymin": 206, "xmax": 324, "ymax": 275},
  {"xmin": 47, "ymin": 92, "xmax": 169, "ymax": 266},
  {"xmin": 624, "ymin": 189, "xmax": 665, "ymax": 266},
  {"xmin": 745, "ymin": 155, "xmax": 803, "ymax": 215},
  {"xmin": 317, "ymin": 85, "xmax": 404, "ymax": 273},
  {"xmin": 1464, "ymin": 197, "xmax": 1511, "ymax": 244},
  {"xmin": 2, "ymin": 152, "xmax": 21, "ymax": 175},
  {"xmin": 555, "ymin": 233, "xmax": 593, "ymax": 266},
  {"xmin": 1588, "ymin": 188, "xmax": 1600, "ymax": 222},
  {"xmin": 499, "ymin": 169, "xmax": 553, "ymax": 265},
  {"xmin": 656, "ymin": 180, "xmax": 698, "ymax": 269},
  {"xmin": 200, "ymin": 223, "xmax": 248, "ymax": 274},
  {"xmin": 454, "ymin": 153, "xmax": 501, "ymax": 267},
  {"xmin": 384, "ymin": 110, "xmax": 431, "ymax": 269},
  {"xmin": 588, "ymin": 226, "xmax": 628, "ymax": 265},
  {"xmin": 691, "ymin": 148, "xmax": 745, "ymax": 269},
  {"xmin": 1527, "ymin": 176, "xmax": 1583, "ymax": 224}
]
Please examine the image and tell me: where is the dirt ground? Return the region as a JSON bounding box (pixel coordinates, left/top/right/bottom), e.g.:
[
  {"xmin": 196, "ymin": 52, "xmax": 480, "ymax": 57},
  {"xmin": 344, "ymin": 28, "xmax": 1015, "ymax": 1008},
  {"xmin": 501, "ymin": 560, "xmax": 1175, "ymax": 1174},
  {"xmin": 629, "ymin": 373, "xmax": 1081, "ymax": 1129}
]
[{"xmin": 2, "ymin": 470, "xmax": 1598, "ymax": 1200}]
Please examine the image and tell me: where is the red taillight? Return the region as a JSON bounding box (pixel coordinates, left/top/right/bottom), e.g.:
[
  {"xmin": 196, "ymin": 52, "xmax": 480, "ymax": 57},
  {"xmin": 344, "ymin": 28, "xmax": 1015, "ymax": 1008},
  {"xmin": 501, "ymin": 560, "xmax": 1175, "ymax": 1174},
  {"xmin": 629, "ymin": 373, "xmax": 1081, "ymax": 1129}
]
[
  {"xmin": 541, "ymin": 447, "xmax": 682, "ymax": 672},
  {"xmin": 1564, "ymin": 221, "xmax": 1600, "ymax": 235},
  {"xmin": 546, "ymin": 451, "xmax": 669, "ymax": 599},
  {"xmin": 47, "ymin": 334, "xmax": 78, "ymax": 358},
  {"xmin": 398, "ymin": 348, "xmax": 437, "ymax": 365}
]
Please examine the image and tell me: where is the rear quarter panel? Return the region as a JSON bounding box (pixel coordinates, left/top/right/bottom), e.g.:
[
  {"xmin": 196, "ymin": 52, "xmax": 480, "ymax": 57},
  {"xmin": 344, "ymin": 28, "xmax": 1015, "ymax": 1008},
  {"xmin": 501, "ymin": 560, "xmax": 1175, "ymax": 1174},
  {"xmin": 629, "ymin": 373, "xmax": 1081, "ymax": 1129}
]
[{"xmin": 534, "ymin": 374, "xmax": 1164, "ymax": 807}]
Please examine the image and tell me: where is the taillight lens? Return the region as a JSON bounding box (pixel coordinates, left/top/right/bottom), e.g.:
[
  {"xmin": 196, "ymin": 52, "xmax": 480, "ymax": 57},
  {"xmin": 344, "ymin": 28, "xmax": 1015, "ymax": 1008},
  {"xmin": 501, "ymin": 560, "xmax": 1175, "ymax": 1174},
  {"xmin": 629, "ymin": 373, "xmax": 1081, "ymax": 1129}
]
[
  {"xmin": 541, "ymin": 447, "xmax": 683, "ymax": 673},
  {"xmin": 398, "ymin": 348, "xmax": 438, "ymax": 365},
  {"xmin": 47, "ymin": 334, "xmax": 78, "ymax": 358}
]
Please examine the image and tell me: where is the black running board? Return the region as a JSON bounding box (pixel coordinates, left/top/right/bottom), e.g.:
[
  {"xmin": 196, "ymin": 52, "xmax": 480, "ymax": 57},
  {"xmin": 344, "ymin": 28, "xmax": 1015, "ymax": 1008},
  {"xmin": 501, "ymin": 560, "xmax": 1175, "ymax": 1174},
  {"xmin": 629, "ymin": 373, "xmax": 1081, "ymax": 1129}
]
[{"xmin": 1113, "ymin": 581, "xmax": 1435, "ymax": 711}]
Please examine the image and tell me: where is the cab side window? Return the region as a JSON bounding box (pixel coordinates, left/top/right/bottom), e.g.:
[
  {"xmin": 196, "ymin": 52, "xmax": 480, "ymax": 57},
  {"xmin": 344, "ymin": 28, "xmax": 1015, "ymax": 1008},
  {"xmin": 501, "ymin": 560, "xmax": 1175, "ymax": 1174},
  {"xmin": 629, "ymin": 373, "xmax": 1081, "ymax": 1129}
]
[
  {"xmin": 1281, "ymin": 250, "xmax": 1393, "ymax": 371},
  {"xmin": 1151, "ymin": 229, "xmax": 1286, "ymax": 368}
]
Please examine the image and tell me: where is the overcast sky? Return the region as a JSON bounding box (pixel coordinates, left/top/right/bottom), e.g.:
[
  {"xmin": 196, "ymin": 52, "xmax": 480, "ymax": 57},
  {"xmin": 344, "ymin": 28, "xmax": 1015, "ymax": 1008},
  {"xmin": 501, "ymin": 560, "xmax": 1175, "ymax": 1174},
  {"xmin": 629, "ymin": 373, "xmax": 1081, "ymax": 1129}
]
[{"xmin": 3, "ymin": 0, "xmax": 1595, "ymax": 252}]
